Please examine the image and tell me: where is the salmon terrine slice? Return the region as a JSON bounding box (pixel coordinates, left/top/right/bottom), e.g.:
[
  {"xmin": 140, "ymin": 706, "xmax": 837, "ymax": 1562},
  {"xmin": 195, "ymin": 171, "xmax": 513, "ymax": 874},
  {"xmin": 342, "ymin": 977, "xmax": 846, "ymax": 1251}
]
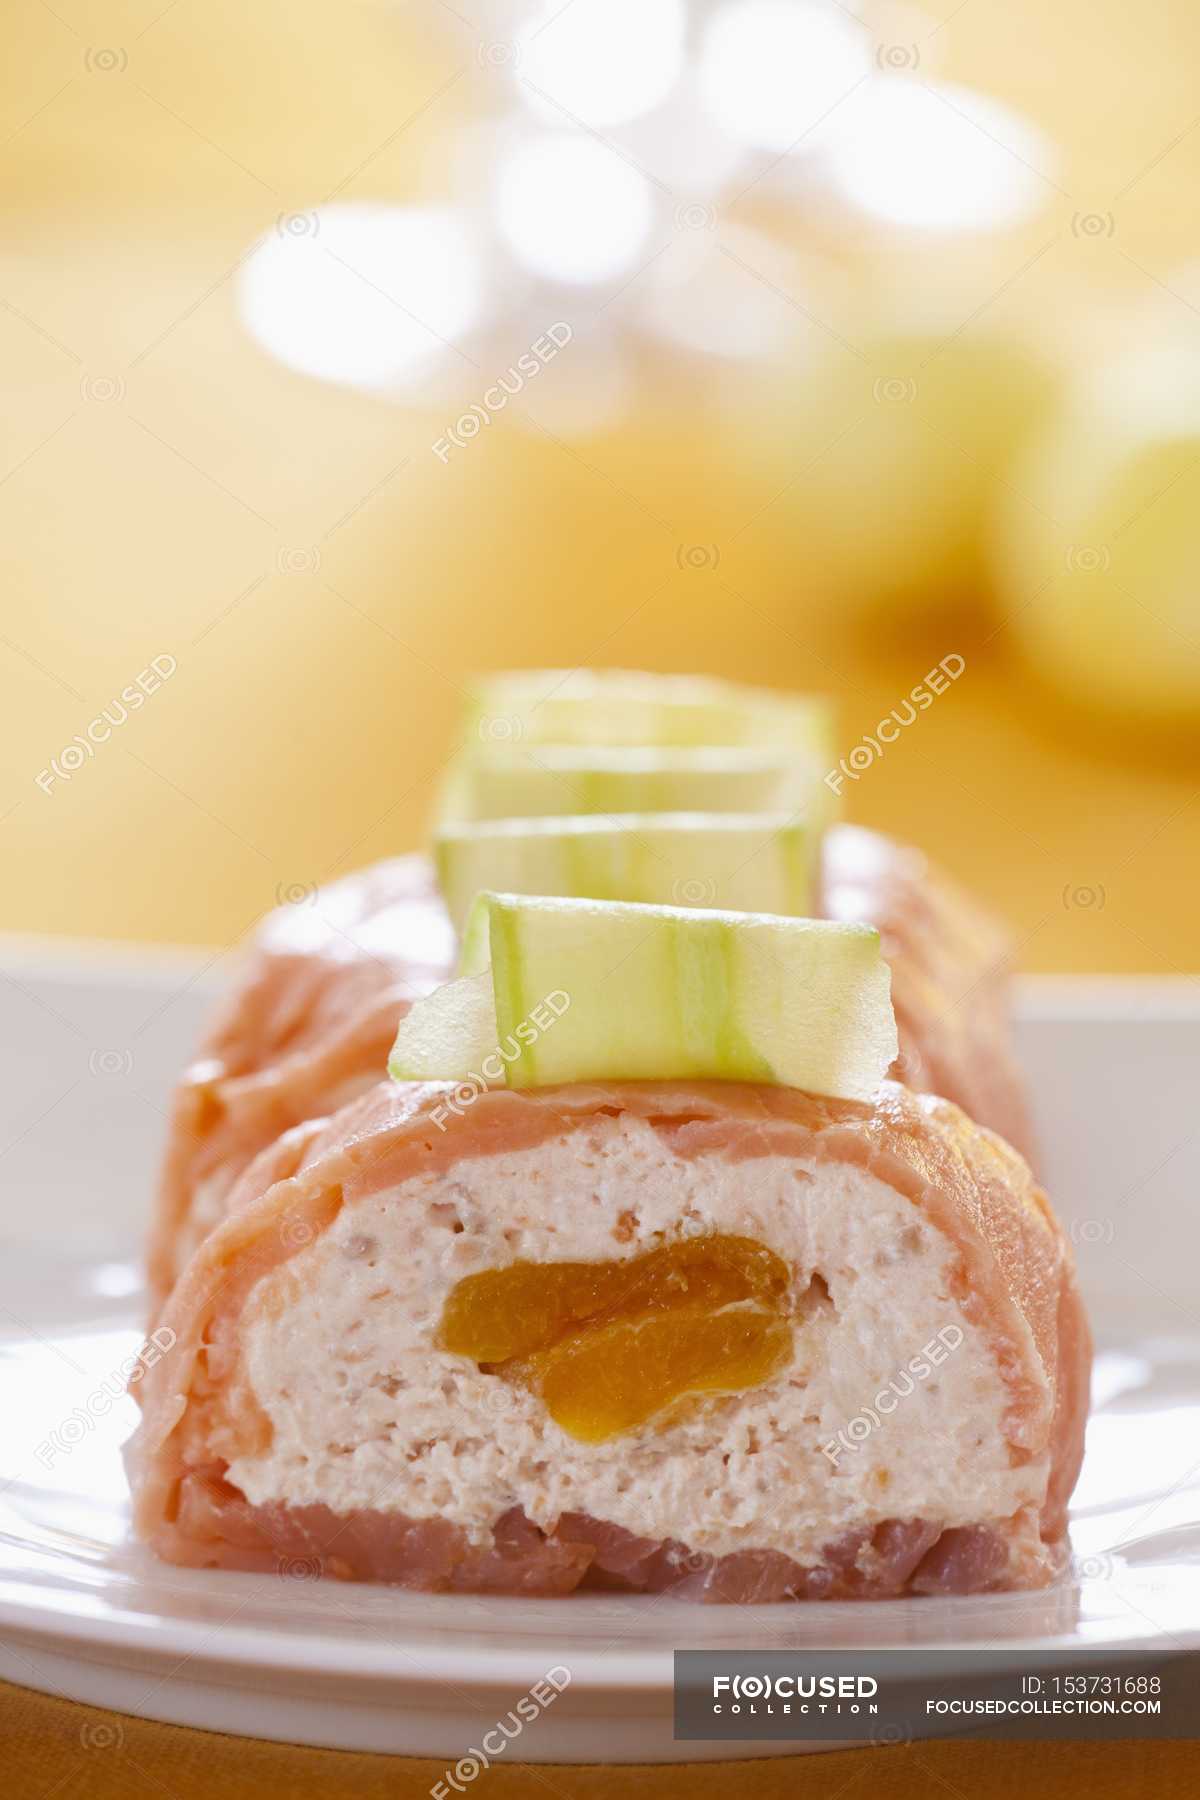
[
  {"xmin": 147, "ymin": 827, "xmax": 1034, "ymax": 1309},
  {"xmin": 129, "ymin": 1078, "xmax": 1088, "ymax": 1600}
]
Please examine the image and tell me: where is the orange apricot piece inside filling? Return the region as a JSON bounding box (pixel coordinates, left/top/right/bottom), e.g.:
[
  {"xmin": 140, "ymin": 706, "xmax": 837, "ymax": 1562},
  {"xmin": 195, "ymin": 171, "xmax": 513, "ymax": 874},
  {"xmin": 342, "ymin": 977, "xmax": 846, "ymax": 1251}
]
[{"xmin": 439, "ymin": 1234, "xmax": 797, "ymax": 1442}]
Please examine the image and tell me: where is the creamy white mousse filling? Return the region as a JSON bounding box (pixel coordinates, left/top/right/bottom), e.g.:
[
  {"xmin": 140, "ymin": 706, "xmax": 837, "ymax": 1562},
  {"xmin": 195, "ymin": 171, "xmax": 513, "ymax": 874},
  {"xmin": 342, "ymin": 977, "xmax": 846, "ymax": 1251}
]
[{"xmin": 225, "ymin": 1111, "xmax": 1046, "ymax": 1565}]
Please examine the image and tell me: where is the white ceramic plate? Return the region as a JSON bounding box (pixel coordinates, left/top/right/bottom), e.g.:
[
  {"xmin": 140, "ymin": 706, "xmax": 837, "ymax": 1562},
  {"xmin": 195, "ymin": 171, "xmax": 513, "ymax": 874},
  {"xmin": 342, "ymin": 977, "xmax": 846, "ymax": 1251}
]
[{"xmin": 0, "ymin": 944, "xmax": 1197, "ymax": 1761}]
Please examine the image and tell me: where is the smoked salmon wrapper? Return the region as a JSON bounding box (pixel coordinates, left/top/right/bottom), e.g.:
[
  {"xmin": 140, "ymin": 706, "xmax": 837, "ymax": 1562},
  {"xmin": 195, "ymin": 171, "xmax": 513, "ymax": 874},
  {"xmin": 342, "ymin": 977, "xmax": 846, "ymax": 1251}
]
[
  {"xmin": 146, "ymin": 856, "xmax": 455, "ymax": 1308},
  {"xmin": 146, "ymin": 827, "xmax": 1035, "ymax": 1310},
  {"xmin": 129, "ymin": 1078, "xmax": 1089, "ymax": 1600}
]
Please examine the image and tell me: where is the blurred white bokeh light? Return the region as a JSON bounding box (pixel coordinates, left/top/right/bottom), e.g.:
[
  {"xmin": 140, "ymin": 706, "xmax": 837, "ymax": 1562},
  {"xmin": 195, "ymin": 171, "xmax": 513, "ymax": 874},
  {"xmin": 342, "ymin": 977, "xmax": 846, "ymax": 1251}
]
[
  {"xmin": 234, "ymin": 5, "xmax": 1059, "ymax": 435},
  {"xmin": 239, "ymin": 204, "xmax": 484, "ymax": 388},
  {"xmin": 517, "ymin": 0, "xmax": 685, "ymax": 129},
  {"xmin": 495, "ymin": 134, "xmax": 655, "ymax": 284},
  {"xmin": 826, "ymin": 80, "xmax": 1055, "ymax": 230},
  {"xmin": 698, "ymin": 0, "xmax": 869, "ymax": 153},
  {"xmin": 641, "ymin": 225, "xmax": 799, "ymax": 359},
  {"xmin": 618, "ymin": 78, "xmax": 748, "ymax": 199}
]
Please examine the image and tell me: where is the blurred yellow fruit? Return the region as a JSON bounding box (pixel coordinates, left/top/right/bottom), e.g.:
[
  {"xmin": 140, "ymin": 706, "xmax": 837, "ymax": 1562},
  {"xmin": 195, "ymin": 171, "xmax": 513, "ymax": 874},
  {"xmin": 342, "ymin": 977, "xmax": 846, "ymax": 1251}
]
[
  {"xmin": 748, "ymin": 326, "xmax": 1056, "ymax": 625},
  {"xmin": 996, "ymin": 348, "xmax": 1200, "ymax": 725}
]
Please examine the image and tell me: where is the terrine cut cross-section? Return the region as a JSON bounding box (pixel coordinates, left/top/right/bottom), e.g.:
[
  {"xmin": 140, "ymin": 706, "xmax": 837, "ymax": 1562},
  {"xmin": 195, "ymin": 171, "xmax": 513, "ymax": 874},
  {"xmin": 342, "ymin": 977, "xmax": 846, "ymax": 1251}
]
[{"xmin": 129, "ymin": 1079, "xmax": 1088, "ymax": 1599}]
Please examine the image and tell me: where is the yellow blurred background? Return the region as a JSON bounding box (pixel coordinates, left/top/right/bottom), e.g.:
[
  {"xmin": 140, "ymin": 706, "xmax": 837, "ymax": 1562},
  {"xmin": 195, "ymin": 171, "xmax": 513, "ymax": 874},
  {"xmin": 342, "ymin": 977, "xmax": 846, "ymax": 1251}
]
[{"xmin": 1, "ymin": 0, "xmax": 1197, "ymax": 974}]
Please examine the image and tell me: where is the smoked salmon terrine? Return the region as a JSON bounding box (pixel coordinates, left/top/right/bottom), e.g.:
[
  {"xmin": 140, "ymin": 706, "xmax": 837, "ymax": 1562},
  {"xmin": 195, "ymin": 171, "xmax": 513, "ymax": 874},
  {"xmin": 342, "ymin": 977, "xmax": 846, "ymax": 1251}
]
[
  {"xmin": 146, "ymin": 856, "xmax": 454, "ymax": 1307},
  {"xmin": 129, "ymin": 1079, "xmax": 1088, "ymax": 1599},
  {"xmin": 146, "ymin": 826, "xmax": 1033, "ymax": 1309}
]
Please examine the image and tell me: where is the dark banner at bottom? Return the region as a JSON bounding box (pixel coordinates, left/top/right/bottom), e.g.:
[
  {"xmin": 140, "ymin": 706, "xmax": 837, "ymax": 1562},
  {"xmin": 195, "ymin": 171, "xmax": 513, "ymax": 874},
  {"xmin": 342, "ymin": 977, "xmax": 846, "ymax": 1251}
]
[{"xmin": 674, "ymin": 1650, "xmax": 1198, "ymax": 1741}]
